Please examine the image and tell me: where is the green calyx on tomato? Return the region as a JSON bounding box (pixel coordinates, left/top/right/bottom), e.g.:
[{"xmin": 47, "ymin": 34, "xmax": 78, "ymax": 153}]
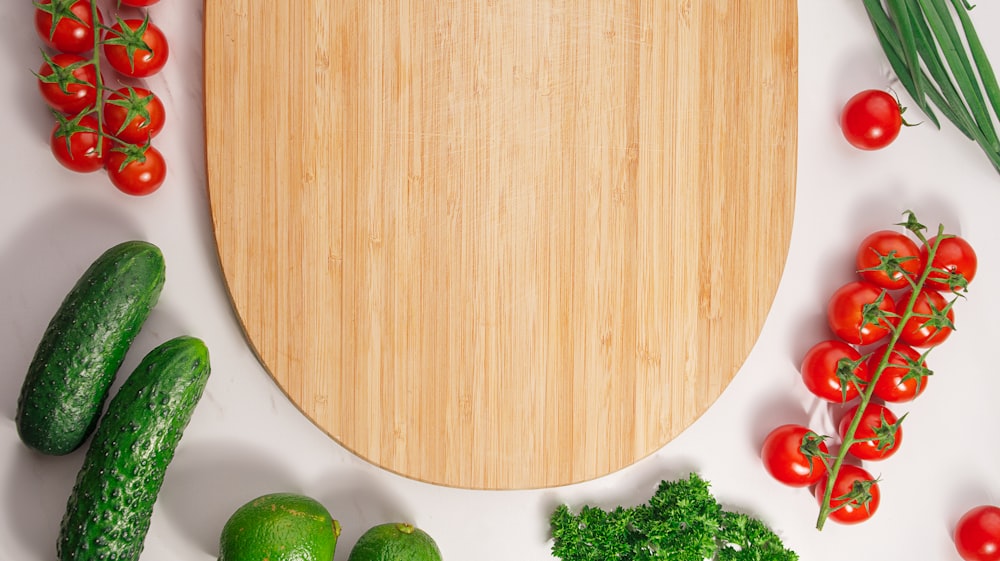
[
  {"xmin": 34, "ymin": 0, "xmax": 102, "ymax": 54},
  {"xmin": 816, "ymin": 465, "xmax": 881, "ymax": 525},
  {"xmin": 102, "ymin": 15, "xmax": 169, "ymax": 78},
  {"xmin": 839, "ymin": 403, "xmax": 906, "ymax": 461},
  {"xmin": 800, "ymin": 340, "xmax": 868, "ymax": 403},
  {"xmin": 103, "ymin": 87, "xmax": 165, "ymax": 143},
  {"xmin": 761, "ymin": 425, "xmax": 830, "ymax": 487}
]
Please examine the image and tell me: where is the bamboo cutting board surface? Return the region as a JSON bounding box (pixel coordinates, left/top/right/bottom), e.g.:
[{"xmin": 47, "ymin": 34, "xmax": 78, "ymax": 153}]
[{"xmin": 204, "ymin": 1, "xmax": 797, "ymax": 490}]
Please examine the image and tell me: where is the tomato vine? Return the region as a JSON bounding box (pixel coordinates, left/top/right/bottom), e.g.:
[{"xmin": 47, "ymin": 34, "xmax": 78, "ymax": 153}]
[
  {"xmin": 761, "ymin": 210, "xmax": 977, "ymax": 530},
  {"xmin": 34, "ymin": 0, "xmax": 168, "ymax": 196}
]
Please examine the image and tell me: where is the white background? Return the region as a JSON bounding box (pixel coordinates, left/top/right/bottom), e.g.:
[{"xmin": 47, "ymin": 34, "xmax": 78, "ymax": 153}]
[{"xmin": 2, "ymin": 2, "xmax": 1000, "ymax": 560}]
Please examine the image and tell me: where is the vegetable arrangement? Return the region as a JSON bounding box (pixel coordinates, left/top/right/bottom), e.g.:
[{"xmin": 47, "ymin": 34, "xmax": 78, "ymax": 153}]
[
  {"xmin": 34, "ymin": 0, "xmax": 169, "ymax": 195},
  {"xmin": 549, "ymin": 473, "xmax": 798, "ymax": 560},
  {"xmin": 861, "ymin": 0, "xmax": 1000, "ymax": 173},
  {"xmin": 761, "ymin": 211, "xmax": 977, "ymax": 530},
  {"xmin": 14, "ymin": 240, "xmax": 211, "ymax": 560}
]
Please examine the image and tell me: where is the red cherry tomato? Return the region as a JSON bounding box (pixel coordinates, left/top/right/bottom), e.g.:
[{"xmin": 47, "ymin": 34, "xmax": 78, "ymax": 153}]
[
  {"xmin": 106, "ymin": 145, "xmax": 167, "ymax": 196},
  {"xmin": 838, "ymin": 403, "xmax": 902, "ymax": 461},
  {"xmin": 50, "ymin": 115, "xmax": 110, "ymax": 173},
  {"xmin": 896, "ymin": 289, "xmax": 955, "ymax": 347},
  {"xmin": 102, "ymin": 87, "xmax": 166, "ymax": 144},
  {"xmin": 862, "ymin": 343, "xmax": 930, "ymax": 403},
  {"xmin": 103, "ymin": 18, "xmax": 169, "ymax": 78},
  {"xmin": 761, "ymin": 424, "xmax": 829, "ymax": 487},
  {"xmin": 815, "ymin": 464, "xmax": 881, "ymax": 524},
  {"xmin": 955, "ymin": 505, "xmax": 1000, "ymax": 561},
  {"xmin": 800, "ymin": 340, "xmax": 866, "ymax": 403},
  {"xmin": 922, "ymin": 234, "xmax": 978, "ymax": 292},
  {"xmin": 827, "ymin": 281, "xmax": 897, "ymax": 346},
  {"xmin": 841, "ymin": 89, "xmax": 903, "ymax": 150},
  {"xmin": 37, "ymin": 53, "xmax": 98, "ymax": 115},
  {"xmin": 855, "ymin": 230, "xmax": 922, "ymax": 290},
  {"xmin": 35, "ymin": 0, "xmax": 103, "ymax": 54},
  {"xmin": 106, "ymin": 146, "xmax": 167, "ymax": 196}
]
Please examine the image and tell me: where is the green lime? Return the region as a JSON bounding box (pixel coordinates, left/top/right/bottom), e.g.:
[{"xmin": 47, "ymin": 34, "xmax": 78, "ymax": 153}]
[
  {"xmin": 347, "ymin": 522, "xmax": 442, "ymax": 561},
  {"xmin": 218, "ymin": 492, "xmax": 341, "ymax": 561}
]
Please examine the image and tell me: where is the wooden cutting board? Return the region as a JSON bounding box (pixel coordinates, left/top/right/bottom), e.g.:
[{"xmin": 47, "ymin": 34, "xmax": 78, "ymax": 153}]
[{"xmin": 204, "ymin": 1, "xmax": 797, "ymax": 490}]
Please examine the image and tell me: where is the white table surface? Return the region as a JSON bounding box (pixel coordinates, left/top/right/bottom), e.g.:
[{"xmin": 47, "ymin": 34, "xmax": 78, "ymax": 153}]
[{"xmin": 3, "ymin": 2, "xmax": 1000, "ymax": 560}]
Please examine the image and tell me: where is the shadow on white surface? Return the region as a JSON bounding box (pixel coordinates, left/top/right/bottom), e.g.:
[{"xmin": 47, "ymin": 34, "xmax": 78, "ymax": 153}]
[
  {"xmin": 2, "ymin": 437, "xmax": 87, "ymax": 559},
  {"xmin": 156, "ymin": 438, "xmax": 304, "ymax": 556},
  {"xmin": 312, "ymin": 467, "xmax": 412, "ymax": 560}
]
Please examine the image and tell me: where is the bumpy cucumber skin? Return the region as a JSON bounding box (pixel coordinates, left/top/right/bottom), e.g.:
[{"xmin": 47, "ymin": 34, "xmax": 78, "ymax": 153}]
[
  {"xmin": 57, "ymin": 335, "xmax": 211, "ymax": 561},
  {"xmin": 16, "ymin": 240, "xmax": 166, "ymax": 455}
]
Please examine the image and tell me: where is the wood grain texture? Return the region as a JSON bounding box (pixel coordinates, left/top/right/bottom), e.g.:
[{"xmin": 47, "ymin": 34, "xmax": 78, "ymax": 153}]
[{"xmin": 204, "ymin": 0, "xmax": 797, "ymax": 489}]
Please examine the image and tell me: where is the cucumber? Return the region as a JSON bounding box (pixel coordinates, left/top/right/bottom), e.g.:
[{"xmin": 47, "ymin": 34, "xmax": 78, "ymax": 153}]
[
  {"xmin": 15, "ymin": 240, "xmax": 166, "ymax": 455},
  {"xmin": 57, "ymin": 335, "xmax": 211, "ymax": 561}
]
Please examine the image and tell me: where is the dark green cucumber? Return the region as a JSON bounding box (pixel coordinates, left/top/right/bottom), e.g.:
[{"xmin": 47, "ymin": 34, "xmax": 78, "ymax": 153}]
[
  {"xmin": 15, "ymin": 240, "xmax": 166, "ymax": 455},
  {"xmin": 58, "ymin": 335, "xmax": 211, "ymax": 561}
]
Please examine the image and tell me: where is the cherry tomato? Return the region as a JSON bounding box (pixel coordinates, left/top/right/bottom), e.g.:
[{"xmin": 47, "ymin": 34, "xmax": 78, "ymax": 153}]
[
  {"xmin": 106, "ymin": 144, "xmax": 167, "ymax": 196},
  {"xmin": 103, "ymin": 18, "xmax": 169, "ymax": 78},
  {"xmin": 120, "ymin": 0, "xmax": 160, "ymax": 5},
  {"xmin": 37, "ymin": 53, "xmax": 98, "ymax": 115},
  {"xmin": 896, "ymin": 289, "xmax": 955, "ymax": 347},
  {"xmin": 841, "ymin": 89, "xmax": 903, "ymax": 150},
  {"xmin": 862, "ymin": 343, "xmax": 930, "ymax": 402},
  {"xmin": 922, "ymin": 234, "xmax": 978, "ymax": 292},
  {"xmin": 827, "ymin": 281, "xmax": 897, "ymax": 346},
  {"xmin": 102, "ymin": 87, "xmax": 166, "ymax": 144},
  {"xmin": 955, "ymin": 505, "xmax": 1000, "ymax": 561},
  {"xmin": 50, "ymin": 114, "xmax": 110, "ymax": 173},
  {"xmin": 800, "ymin": 340, "xmax": 866, "ymax": 403},
  {"xmin": 855, "ymin": 230, "xmax": 922, "ymax": 290},
  {"xmin": 815, "ymin": 464, "xmax": 881, "ymax": 524},
  {"xmin": 761, "ymin": 424, "xmax": 829, "ymax": 487},
  {"xmin": 838, "ymin": 403, "xmax": 902, "ymax": 461},
  {"xmin": 35, "ymin": 0, "xmax": 103, "ymax": 54}
]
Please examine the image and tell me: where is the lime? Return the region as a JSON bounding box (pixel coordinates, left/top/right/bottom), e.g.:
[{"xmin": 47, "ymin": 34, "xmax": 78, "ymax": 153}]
[
  {"xmin": 218, "ymin": 492, "xmax": 341, "ymax": 561},
  {"xmin": 347, "ymin": 522, "xmax": 442, "ymax": 561}
]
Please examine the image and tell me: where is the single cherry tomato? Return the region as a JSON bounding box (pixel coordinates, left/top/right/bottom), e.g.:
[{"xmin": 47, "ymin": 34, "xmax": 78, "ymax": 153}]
[
  {"xmin": 35, "ymin": 0, "xmax": 103, "ymax": 54},
  {"xmin": 102, "ymin": 87, "xmax": 166, "ymax": 144},
  {"xmin": 106, "ymin": 144, "xmax": 167, "ymax": 196},
  {"xmin": 800, "ymin": 340, "xmax": 866, "ymax": 403},
  {"xmin": 855, "ymin": 229, "xmax": 922, "ymax": 290},
  {"xmin": 827, "ymin": 281, "xmax": 897, "ymax": 346},
  {"xmin": 838, "ymin": 403, "xmax": 902, "ymax": 461},
  {"xmin": 862, "ymin": 343, "xmax": 931, "ymax": 402},
  {"xmin": 103, "ymin": 18, "xmax": 169, "ymax": 78},
  {"xmin": 37, "ymin": 53, "xmax": 98, "ymax": 115},
  {"xmin": 50, "ymin": 114, "xmax": 110, "ymax": 173},
  {"xmin": 955, "ymin": 505, "xmax": 1000, "ymax": 561},
  {"xmin": 896, "ymin": 289, "xmax": 955, "ymax": 347},
  {"xmin": 922, "ymin": 234, "xmax": 978, "ymax": 292},
  {"xmin": 815, "ymin": 464, "xmax": 881, "ymax": 524},
  {"xmin": 841, "ymin": 89, "xmax": 904, "ymax": 150},
  {"xmin": 761, "ymin": 424, "xmax": 829, "ymax": 487}
]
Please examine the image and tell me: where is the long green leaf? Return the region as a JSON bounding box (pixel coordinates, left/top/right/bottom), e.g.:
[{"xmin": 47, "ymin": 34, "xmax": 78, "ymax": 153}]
[
  {"xmin": 916, "ymin": 0, "xmax": 999, "ymax": 150},
  {"xmin": 949, "ymin": 0, "xmax": 1000, "ymax": 136},
  {"xmin": 905, "ymin": 0, "xmax": 978, "ymax": 137},
  {"xmin": 885, "ymin": 0, "xmax": 925, "ymax": 104},
  {"xmin": 863, "ymin": 0, "xmax": 941, "ymax": 127}
]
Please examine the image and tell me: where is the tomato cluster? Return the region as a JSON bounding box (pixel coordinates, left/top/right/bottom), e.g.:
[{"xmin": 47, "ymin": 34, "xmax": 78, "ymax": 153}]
[
  {"xmin": 35, "ymin": 0, "xmax": 168, "ymax": 196},
  {"xmin": 760, "ymin": 212, "xmax": 977, "ymax": 528}
]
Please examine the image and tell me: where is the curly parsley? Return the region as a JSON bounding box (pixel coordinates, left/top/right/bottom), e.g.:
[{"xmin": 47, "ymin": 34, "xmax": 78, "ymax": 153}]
[{"xmin": 550, "ymin": 473, "xmax": 797, "ymax": 561}]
